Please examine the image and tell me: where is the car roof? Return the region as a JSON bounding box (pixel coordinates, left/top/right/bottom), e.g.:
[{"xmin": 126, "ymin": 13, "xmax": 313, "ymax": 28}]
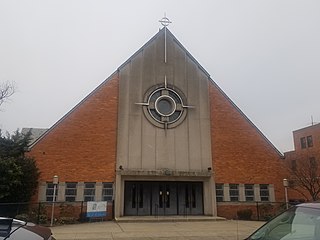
[
  {"xmin": 298, "ymin": 202, "xmax": 320, "ymax": 209},
  {"xmin": 0, "ymin": 217, "xmax": 26, "ymax": 225}
]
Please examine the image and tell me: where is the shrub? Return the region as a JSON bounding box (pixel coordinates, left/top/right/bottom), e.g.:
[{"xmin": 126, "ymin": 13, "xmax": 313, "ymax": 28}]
[
  {"xmin": 259, "ymin": 203, "xmax": 274, "ymax": 220},
  {"xmin": 15, "ymin": 213, "xmax": 30, "ymax": 222},
  {"xmin": 58, "ymin": 216, "xmax": 77, "ymax": 224},
  {"xmin": 237, "ymin": 208, "xmax": 253, "ymax": 220}
]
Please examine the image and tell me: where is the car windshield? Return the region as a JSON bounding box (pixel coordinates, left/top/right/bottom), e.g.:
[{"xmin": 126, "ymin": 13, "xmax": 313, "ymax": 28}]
[{"xmin": 248, "ymin": 205, "xmax": 320, "ymax": 240}]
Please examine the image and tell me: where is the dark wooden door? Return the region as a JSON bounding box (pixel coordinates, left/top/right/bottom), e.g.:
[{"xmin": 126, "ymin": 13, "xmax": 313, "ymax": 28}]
[
  {"xmin": 152, "ymin": 182, "xmax": 178, "ymax": 215},
  {"xmin": 124, "ymin": 181, "xmax": 203, "ymax": 216},
  {"xmin": 124, "ymin": 182, "xmax": 151, "ymax": 216},
  {"xmin": 178, "ymin": 182, "xmax": 203, "ymax": 215}
]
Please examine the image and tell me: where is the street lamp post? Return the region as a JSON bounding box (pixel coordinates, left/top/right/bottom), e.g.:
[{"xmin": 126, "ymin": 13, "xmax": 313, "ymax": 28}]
[
  {"xmin": 50, "ymin": 175, "xmax": 59, "ymax": 227},
  {"xmin": 283, "ymin": 178, "xmax": 289, "ymax": 209}
]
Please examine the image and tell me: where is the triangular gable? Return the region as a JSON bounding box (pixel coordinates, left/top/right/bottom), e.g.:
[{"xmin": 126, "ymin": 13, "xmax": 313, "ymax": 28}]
[
  {"xmin": 209, "ymin": 78, "xmax": 283, "ymax": 157},
  {"xmin": 29, "ymin": 26, "xmax": 282, "ymax": 159}
]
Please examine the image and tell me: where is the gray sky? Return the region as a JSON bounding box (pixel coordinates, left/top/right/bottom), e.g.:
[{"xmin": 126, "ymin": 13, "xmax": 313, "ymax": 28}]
[{"xmin": 1, "ymin": 0, "xmax": 319, "ymax": 153}]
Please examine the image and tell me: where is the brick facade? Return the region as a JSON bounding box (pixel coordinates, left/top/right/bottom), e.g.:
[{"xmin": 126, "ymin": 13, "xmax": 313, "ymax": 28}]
[
  {"xmin": 29, "ymin": 73, "xmax": 119, "ymax": 183},
  {"xmin": 209, "ymin": 82, "xmax": 285, "ymax": 200},
  {"xmin": 284, "ymin": 123, "xmax": 320, "ymax": 201},
  {"xmin": 27, "ymin": 28, "xmax": 290, "ymax": 220}
]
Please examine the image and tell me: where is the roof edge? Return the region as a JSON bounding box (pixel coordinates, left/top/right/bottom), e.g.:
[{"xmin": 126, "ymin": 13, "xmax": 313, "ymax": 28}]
[
  {"xmin": 118, "ymin": 27, "xmax": 211, "ymax": 78},
  {"xmin": 28, "ymin": 70, "xmax": 119, "ymax": 149},
  {"xmin": 209, "ymin": 77, "xmax": 284, "ymax": 158}
]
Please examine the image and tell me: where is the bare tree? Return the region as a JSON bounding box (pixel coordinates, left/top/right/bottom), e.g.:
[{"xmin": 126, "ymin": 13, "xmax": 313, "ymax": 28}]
[
  {"xmin": 0, "ymin": 81, "xmax": 15, "ymax": 106},
  {"xmin": 286, "ymin": 157, "xmax": 320, "ymax": 201}
]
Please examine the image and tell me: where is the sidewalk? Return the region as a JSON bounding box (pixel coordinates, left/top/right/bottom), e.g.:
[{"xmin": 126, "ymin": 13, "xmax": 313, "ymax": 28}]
[{"xmin": 50, "ymin": 220, "xmax": 264, "ymax": 240}]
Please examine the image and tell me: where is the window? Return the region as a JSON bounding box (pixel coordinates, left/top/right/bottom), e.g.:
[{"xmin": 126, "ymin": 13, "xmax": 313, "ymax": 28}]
[
  {"xmin": 300, "ymin": 137, "xmax": 306, "ymax": 149},
  {"xmin": 65, "ymin": 182, "xmax": 77, "ymax": 202},
  {"xmin": 102, "ymin": 183, "xmax": 113, "ymax": 201},
  {"xmin": 310, "ymin": 157, "xmax": 317, "ymax": 168},
  {"xmin": 307, "ymin": 135, "xmax": 313, "ymax": 147},
  {"xmin": 46, "ymin": 182, "xmax": 58, "ymax": 202},
  {"xmin": 249, "ymin": 205, "xmax": 320, "ymax": 240},
  {"xmin": 229, "ymin": 184, "xmax": 239, "ymax": 202},
  {"xmin": 84, "ymin": 182, "xmax": 95, "ymax": 201},
  {"xmin": 260, "ymin": 184, "xmax": 269, "ymax": 201},
  {"xmin": 215, "ymin": 184, "xmax": 224, "ymax": 202},
  {"xmin": 245, "ymin": 184, "xmax": 254, "ymax": 201},
  {"xmin": 291, "ymin": 160, "xmax": 297, "ymax": 171},
  {"xmin": 310, "ymin": 157, "xmax": 318, "ymax": 178}
]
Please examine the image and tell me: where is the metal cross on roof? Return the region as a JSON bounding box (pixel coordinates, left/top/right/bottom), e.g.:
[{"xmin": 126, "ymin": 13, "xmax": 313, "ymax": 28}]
[
  {"xmin": 159, "ymin": 15, "xmax": 172, "ymax": 63},
  {"xmin": 159, "ymin": 15, "xmax": 172, "ymax": 27}
]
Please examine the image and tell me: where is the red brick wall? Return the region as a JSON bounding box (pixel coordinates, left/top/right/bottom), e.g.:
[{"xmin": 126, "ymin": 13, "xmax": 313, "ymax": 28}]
[
  {"xmin": 283, "ymin": 124, "xmax": 320, "ymax": 201},
  {"xmin": 217, "ymin": 203, "xmax": 285, "ymax": 220},
  {"xmin": 209, "ymin": 82, "xmax": 285, "ymax": 201},
  {"xmin": 28, "ymin": 74, "xmax": 119, "ymax": 183},
  {"xmin": 292, "ymin": 124, "xmax": 320, "ymax": 151}
]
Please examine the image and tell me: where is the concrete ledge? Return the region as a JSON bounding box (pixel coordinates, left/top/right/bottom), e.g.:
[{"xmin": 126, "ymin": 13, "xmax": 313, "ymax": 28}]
[
  {"xmin": 116, "ymin": 169, "xmax": 212, "ymax": 177},
  {"xmin": 114, "ymin": 215, "xmax": 226, "ymax": 222}
]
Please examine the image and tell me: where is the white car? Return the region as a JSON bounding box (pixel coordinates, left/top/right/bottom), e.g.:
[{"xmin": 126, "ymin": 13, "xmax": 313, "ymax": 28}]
[
  {"xmin": 0, "ymin": 217, "xmax": 55, "ymax": 240},
  {"xmin": 246, "ymin": 203, "xmax": 320, "ymax": 240}
]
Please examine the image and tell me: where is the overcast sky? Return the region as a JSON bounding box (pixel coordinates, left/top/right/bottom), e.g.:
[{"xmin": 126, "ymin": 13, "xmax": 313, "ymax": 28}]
[{"xmin": 1, "ymin": 0, "xmax": 319, "ymax": 153}]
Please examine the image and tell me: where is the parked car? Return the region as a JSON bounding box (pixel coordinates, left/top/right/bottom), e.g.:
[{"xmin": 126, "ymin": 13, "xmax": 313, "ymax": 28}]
[
  {"xmin": 245, "ymin": 203, "xmax": 320, "ymax": 240},
  {"xmin": 0, "ymin": 217, "xmax": 55, "ymax": 240}
]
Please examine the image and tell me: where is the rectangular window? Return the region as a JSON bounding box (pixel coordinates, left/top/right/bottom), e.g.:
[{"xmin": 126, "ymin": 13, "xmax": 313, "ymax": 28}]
[
  {"xmin": 102, "ymin": 182, "xmax": 113, "ymax": 201},
  {"xmin": 46, "ymin": 182, "xmax": 58, "ymax": 202},
  {"xmin": 229, "ymin": 184, "xmax": 239, "ymax": 202},
  {"xmin": 291, "ymin": 160, "xmax": 297, "ymax": 171},
  {"xmin": 260, "ymin": 184, "xmax": 269, "ymax": 201},
  {"xmin": 65, "ymin": 182, "xmax": 77, "ymax": 202},
  {"xmin": 307, "ymin": 135, "xmax": 313, "ymax": 147},
  {"xmin": 310, "ymin": 157, "xmax": 317, "ymax": 178},
  {"xmin": 84, "ymin": 182, "xmax": 95, "ymax": 202},
  {"xmin": 300, "ymin": 137, "xmax": 306, "ymax": 149},
  {"xmin": 215, "ymin": 184, "xmax": 224, "ymax": 202},
  {"xmin": 310, "ymin": 157, "xmax": 317, "ymax": 168},
  {"xmin": 245, "ymin": 184, "xmax": 254, "ymax": 201}
]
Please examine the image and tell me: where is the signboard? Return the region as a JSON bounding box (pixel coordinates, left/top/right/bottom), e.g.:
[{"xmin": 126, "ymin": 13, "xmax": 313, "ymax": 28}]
[{"xmin": 86, "ymin": 201, "xmax": 107, "ymax": 218}]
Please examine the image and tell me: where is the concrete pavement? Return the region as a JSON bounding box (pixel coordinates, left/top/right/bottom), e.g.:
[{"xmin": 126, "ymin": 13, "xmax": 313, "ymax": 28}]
[{"xmin": 50, "ymin": 220, "xmax": 264, "ymax": 240}]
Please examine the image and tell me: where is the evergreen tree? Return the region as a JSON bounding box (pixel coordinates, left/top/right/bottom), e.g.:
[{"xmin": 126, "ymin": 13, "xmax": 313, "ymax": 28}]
[{"xmin": 0, "ymin": 130, "xmax": 40, "ymax": 202}]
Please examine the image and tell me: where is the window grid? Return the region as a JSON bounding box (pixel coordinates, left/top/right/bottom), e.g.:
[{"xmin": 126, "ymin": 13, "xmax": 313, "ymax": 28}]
[
  {"xmin": 215, "ymin": 184, "xmax": 224, "ymax": 202},
  {"xmin": 65, "ymin": 182, "xmax": 77, "ymax": 202},
  {"xmin": 260, "ymin": 184, "xmax": 269, "ymax": 201},
  {"xmin": 307, "ymin": 135, "xmax": 313, "ymax": 147},
  {"xmin": 84, "ymin": 182, "xmax": 95, "ymax": 202},
  {"xmin": 229, "ymin": 184, "xmax": 239, "ymax": 202},
  {"xmin": 300, "ymin": 137, "xmax": 307, "ymax": 149},
  {"xmin": 245, "ymin": 184, "xmax": 254, "ymax": 201},
  {"xmin": 102, "ymin": 183, "xmax": 113, "ymax": 201},
  {"xmin": 46, "ymin": 182, "xmax": 58, "ymax": 202}
]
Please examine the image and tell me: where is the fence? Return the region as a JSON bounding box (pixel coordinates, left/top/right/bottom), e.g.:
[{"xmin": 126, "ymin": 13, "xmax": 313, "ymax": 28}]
[
  {"xmin": 216, "ymin": 201, "xmax": 298, "ymax": 221},
  {"xmin": 0, "ymin": 201, "xmax": 300, "ymax": 225},
  {"xmin": 0, "ymin": 201, "xmax": 114, "ymax": 225}
]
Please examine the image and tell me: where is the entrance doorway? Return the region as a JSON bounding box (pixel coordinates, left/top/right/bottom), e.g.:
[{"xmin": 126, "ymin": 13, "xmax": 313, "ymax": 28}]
[{"xmin": 124, "ymin": 181, "xmax": 203, "ymax": 216}]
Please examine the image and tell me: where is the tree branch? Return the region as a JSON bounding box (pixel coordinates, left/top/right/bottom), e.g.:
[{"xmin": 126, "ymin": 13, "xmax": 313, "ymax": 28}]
[{"xmin": 0, "ymin": 81, "xmax": 15, "ymax": 106}]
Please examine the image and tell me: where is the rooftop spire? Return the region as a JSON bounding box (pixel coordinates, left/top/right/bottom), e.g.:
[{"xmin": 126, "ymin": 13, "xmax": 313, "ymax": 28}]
[
  {"xmin": 159, "ymin": 14, "xmax": 172, "ymax": 63},
  {"xmin": 159, "ymin": 14, "xmax": 172, "ymax": 28}
]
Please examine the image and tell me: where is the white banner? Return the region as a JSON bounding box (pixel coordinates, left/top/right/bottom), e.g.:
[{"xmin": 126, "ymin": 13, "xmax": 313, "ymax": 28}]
[{"xmin": 86, "ymin": 201, "xmax": 107, "ymax": 217}]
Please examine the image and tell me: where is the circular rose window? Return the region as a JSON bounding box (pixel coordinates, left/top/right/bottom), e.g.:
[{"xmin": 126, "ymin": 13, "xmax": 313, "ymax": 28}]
[{"xmin": 138, "ymin": 83, "xmax": 191, "ymax": 129}]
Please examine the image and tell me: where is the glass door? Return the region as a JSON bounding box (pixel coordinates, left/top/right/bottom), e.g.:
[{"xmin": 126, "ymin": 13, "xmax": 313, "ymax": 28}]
[{"xmin": 124, "ymin": 182, "xmax": 151, "ymax": 216}]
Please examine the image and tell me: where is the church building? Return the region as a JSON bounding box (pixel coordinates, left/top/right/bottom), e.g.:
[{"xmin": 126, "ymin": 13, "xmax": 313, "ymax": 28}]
[{"xmin": 28, "ymin": 22, "xmax": 285, "ymax": 219}]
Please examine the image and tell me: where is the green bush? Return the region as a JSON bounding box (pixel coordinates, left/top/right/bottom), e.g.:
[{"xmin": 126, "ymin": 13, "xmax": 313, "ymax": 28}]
[
  {"xmin": 58, "ymin": 203, "xmax": 78, "ymax": 224},
  {"xmin": 58, "ymin": 216, "xmax": 77, "ymax": 224},
  {"xmin": 15, "ymin": 204, "xmax": 48, "ymax": 224},
  {"xmin": 237, "ymin": 208, "xmax": 253, "ymax": 220},
  {"xmin": 15, "ymin": 213, "xmax": 30, "ymax": 222}
]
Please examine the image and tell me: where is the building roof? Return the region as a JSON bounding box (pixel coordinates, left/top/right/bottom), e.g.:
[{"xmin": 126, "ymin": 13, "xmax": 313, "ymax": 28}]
[
  {"xmin": 27, "ymin": 27, "xmax": 283, "ymax": 157},
  {"xmin": 21, "ymin": 128, "xmax": 48, "ymax": 146}
]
